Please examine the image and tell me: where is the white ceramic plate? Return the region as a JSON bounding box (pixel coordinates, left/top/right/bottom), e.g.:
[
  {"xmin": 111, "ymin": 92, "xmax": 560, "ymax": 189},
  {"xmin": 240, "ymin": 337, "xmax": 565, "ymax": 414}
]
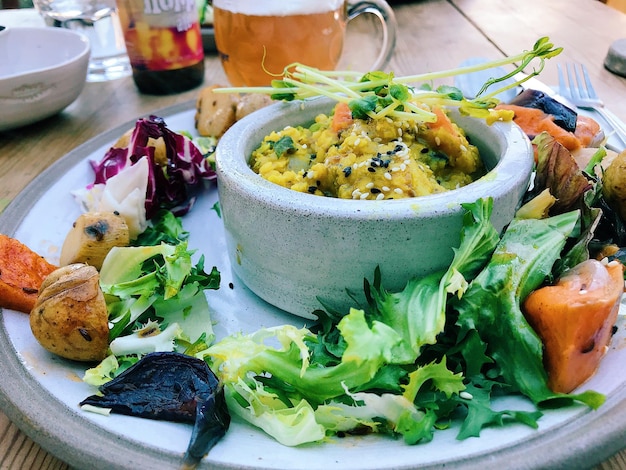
[{"xmin": 2, "ymin": 101, "xmax": 626, "ymax": 470}]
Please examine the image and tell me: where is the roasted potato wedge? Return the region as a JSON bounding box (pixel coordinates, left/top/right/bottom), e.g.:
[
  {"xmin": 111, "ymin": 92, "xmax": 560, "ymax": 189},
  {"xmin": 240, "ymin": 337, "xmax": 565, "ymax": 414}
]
[{"xmin": 30, "ymin": 264, "xmax": 109, "ymax": 362}]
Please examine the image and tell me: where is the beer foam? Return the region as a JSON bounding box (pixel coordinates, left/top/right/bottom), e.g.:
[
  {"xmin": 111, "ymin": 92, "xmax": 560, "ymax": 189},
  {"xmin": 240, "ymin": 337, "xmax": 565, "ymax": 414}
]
[{"xmin": 212, "ymin": 0, "xmax": 344, "ymax": 16}]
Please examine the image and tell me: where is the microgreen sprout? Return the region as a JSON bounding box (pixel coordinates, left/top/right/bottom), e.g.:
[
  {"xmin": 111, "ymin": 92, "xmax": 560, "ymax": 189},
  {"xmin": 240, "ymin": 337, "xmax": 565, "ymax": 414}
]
[{"xmin": 215, "ymin": 37, "xmax": 562, "ymax": 123}]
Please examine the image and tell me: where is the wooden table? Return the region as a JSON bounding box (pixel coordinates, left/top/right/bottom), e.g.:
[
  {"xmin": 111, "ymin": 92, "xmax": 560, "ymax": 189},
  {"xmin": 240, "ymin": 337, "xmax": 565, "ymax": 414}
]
[{"xmin": 1, "ymin": 0, "xmax": 626, "ymax": 468}]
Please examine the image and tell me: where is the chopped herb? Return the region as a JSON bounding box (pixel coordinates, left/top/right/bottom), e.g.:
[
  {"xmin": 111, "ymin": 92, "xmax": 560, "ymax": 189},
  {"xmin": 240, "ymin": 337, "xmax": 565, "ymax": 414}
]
[{"xmin": 270, "ymin": 136, "xmax": 296, "ymax": 157}]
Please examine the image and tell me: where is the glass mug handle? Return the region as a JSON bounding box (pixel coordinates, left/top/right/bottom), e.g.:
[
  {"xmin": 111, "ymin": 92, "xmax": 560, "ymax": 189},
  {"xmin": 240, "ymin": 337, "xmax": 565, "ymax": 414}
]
[{"xmin": 346, "ymin": 0, "xmax": 398, "ymax": 70}]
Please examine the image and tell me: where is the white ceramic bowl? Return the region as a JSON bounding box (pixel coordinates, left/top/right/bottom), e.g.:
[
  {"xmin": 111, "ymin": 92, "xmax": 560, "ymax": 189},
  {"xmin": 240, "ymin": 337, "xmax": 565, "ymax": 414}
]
[
  {"xmin": 0, "ymin": 26, "xmax": 90, "ymax": 132},
  {"xmin": 216, "ymin": 98, "xmax": 533, "ymax": 319}
]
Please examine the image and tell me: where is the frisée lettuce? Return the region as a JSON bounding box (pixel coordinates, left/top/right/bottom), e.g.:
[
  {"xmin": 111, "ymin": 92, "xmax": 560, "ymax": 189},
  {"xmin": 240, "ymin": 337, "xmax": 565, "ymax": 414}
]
[
  {"xmin": 83, "ymin": 210, "xmax": 220, "ymax": 386},
  {"xmin": 205, "ymin": 198, "xmax": 605, "ymax": 447}
]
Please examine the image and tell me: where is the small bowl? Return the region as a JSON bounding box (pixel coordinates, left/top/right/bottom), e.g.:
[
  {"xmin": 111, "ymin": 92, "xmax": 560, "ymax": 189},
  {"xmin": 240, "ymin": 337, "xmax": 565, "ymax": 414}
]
[
  {"xmin": 0, "ymin": 26, "xmax": 90, "ymax": 132},
  {"xmin": 216, "ymin": 98, "xmax": 533, "ymax": 319}
]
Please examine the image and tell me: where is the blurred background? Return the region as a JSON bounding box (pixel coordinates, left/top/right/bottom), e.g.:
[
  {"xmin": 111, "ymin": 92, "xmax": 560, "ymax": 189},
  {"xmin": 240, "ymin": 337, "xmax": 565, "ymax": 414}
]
[{"xmin": 3, "ymin": 0, "xmax": 626, "ymax": 13}]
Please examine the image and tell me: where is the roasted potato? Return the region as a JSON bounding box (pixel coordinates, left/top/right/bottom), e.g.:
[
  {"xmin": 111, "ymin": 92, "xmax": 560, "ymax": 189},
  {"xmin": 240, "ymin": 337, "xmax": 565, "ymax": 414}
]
[
  {"xmin": 602, "ymin": 149, "xmax": 626, "ymax": 220},
  {"xmin": 59, "ymin": 211, "xmax": 130, "ymax": 270},
  {"xmin": 30, "ymin": 264, "xmax": 109, "ymax": 362},
  {"xmin": 195, "ymin": 84, "xmax": 239, "ymax": 137},
  {"xmin": 235, "ymin": 93, "xmax": 273, "ymax": 121}
]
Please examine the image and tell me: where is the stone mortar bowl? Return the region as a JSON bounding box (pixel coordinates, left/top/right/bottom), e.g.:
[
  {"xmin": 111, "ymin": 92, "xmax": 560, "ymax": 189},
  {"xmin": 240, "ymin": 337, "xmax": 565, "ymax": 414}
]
[{"xmin": 216, "ymin": 97, "xmax": 533, "ymax": 319}]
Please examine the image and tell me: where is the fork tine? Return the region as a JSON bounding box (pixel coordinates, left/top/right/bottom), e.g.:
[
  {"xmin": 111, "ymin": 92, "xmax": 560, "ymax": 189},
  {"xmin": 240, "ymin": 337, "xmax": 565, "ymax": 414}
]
[
  {"xmin": 557, "ymin": 63, "xmax": 568, "ymax": 97},
  {"xmin": 565, "ymin": 63, "xmax": 579, "ymax": 101},
  {"xmin": 580, "ymin": 64, "xmax": 599, "ymax": 100},
  {"xmin": 574, "ymin": 63, "xmax": 589, "ymax": 99}
]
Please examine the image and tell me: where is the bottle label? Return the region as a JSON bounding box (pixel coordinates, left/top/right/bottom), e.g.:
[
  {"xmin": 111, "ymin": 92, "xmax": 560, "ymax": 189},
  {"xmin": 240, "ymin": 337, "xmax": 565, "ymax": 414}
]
[{"xmin": 121, "ymin": 0, "xmax": 204, "ymax": 72}]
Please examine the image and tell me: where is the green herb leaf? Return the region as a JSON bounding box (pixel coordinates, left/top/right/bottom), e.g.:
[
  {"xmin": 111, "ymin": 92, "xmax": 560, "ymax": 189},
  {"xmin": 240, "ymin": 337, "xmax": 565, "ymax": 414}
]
[{"xmin": 271, "ymin": 135, "xmax": 296, "ymax": 157}]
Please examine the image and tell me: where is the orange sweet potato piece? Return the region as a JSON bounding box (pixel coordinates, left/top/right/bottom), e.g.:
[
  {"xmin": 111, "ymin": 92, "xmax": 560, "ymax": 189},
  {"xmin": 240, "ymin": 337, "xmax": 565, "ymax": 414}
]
[
  {"xmin": 331, "ymin": 102, "xmax": 354, "ymax": 133},
  {"xmin": 0, "ymin": 234, "xmax": 58, "ymax": 313},
  {"xmin": 522, "ymin": 259, "xmax": 625, "ymax": 393},
  {"xmin": 496, "ymin": 104, "xmax": 602, "ymax": 153}
]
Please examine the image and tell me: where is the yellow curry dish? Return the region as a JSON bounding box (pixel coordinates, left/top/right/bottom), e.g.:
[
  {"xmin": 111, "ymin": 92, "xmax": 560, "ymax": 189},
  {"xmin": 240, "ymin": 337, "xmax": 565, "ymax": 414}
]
[{"xmin": 249, "ymin": 102, "xmax": 485, "ymax": 200}]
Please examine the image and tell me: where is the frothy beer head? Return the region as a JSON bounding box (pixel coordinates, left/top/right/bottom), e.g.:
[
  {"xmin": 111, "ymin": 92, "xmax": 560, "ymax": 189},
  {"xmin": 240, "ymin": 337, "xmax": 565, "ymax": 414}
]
[
  {"xmin": 213, "ymin": 0, "xmax": 345, "ymax": 16},
  {"xmin": 213, "ymin": 0, "xmax": 348, "ymax": 86}
]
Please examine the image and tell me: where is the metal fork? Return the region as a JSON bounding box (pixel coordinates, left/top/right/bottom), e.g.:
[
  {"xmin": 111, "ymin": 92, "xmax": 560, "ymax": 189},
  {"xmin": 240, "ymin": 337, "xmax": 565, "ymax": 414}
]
[{"xmin": 557, "ymin": 63, "xmax": 626, "ymax": 149}]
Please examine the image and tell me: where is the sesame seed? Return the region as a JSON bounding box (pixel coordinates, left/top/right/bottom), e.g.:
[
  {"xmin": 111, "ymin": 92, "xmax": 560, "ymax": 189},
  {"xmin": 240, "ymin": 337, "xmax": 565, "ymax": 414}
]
[
  {"xmin": 579, "ymin": 289, "xmax": 588, "ymax": 295},
  {"xmin": 382, "ymin": 186, "xmax": 390, "ymax": 191},
  {"xmin": 394, "ymin": 188, "xmax": 403, "ymax": 194},
  {"xmin": 376, "ymin": 193, "xmax": 385, "ymax": 200},
  {"xmin": 354, "ymin": 138, "xmax": 361, "ymax": 146},
  {"xmin": 366, "ymin": 182, "xmax": 374, "ymax": 189},
  {"xmin": 435, "ymin": 136, "xmax": 441, "ymax": 146},
  {"xmin": 308, "ymin": 186, "xmax": 317, "ymax": 193},
  {"xmin": 460, "ymin": 391, "xmax": 473, "ymax": 400},
  {"xmin": 384, "ymin": 172, "xmax": 392, "ymax": 180},
  {"xmin": 352, "ymin": 188, "xmax": 361, "ymax": 198},
  {"xmin": 360, "ymin": 192, "xmax": 370, "ymax": 199},
  {"xmin": 371, "ymin": 187, "xmax": 381, "ymax": 193},
  {"xmin": 391, "ymin": 167, "xmax": 400, "ymax": 172},
  {"xmin": 397, "ymin": 128, "xmax": 403, "ymax": 136},
  {"xmin": 400, "ymin": 164, "xmax": 406, "ymax": 171},
  {"xmin": 343, "ymin": 167, "xmax": 352, "ymax": 177},
  {"xmin": 460, "ymin": 144, "xmax": 467, "ymax": 152},
  {"xmin": 367, "ymin": 167, "xmax": 376, "ymax": 173}
]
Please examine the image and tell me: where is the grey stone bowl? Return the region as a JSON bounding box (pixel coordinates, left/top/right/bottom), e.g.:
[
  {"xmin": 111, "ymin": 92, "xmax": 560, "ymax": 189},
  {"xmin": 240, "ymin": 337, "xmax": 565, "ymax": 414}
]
[{"xmin": 216, "ymin": 97, "xmax": 533, "ymax": 319}]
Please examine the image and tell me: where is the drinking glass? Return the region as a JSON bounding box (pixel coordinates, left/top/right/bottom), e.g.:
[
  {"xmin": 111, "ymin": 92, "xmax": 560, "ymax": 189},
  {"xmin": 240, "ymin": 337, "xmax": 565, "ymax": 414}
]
[
  {"xmin": 213, "ymin": 0, "xmax": 397, "ymax": 87},
  {"xmin": 32, "ymin": 0, "xmax": 131, "ymax": 82}
]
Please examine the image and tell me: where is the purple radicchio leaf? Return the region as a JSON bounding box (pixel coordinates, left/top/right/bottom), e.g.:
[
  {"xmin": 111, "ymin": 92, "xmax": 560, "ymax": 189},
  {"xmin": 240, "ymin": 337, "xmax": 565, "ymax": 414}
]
[{"xmin": 89, "ymin": 115, "xmax": 216, "ymax": 219}]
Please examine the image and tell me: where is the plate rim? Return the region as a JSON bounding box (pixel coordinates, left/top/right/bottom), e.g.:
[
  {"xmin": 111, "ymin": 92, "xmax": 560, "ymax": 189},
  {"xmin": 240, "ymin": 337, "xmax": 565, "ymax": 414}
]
[{"xmin": 1, "ymin": 101, "xmax": 626, "ymax": 470}]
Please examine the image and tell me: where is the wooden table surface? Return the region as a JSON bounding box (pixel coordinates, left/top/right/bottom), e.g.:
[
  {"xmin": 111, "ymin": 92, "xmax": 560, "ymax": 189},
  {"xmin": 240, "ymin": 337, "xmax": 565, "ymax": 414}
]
[{"xmin": 1, "ymin": 0, "xmax": 626, "ymax": 468}]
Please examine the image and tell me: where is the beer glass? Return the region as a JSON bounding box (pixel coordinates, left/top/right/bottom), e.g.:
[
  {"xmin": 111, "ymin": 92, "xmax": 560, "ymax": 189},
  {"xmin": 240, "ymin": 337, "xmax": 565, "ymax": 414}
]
[{"xmin": 213, "ymin": 0, "xmax": 397, "ymax": 87}]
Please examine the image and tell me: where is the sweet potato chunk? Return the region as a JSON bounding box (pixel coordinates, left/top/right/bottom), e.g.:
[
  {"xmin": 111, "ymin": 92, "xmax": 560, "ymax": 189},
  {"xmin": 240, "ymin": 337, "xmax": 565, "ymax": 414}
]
[
  {"xmin": 0, "ymin": 234, "xmax": 57, "ymax": 313},
  {"xmin": 523, "ymin": 259, "xmax": 625, "ymax": 393}
]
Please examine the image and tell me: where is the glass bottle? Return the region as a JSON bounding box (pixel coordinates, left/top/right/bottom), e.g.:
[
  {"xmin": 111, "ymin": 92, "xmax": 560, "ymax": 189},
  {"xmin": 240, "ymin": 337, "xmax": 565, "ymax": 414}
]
[{"xmin": 116, "ymin": 0, "xmax": 205, "ymax": 94}]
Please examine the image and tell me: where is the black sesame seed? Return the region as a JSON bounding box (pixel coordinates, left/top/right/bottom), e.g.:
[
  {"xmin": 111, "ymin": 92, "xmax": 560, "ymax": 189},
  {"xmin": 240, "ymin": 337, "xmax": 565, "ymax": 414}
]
[
  {"xmin": 343, "ymin": 166, "xmax": 352, "ymax": 177},
  {"xmin": 420, "ymin": 147, "xmax": 429, "ymax": 153},
  {"xmin": 367, "ymin": 167, "xmax": 376, "ymax": 173},
  {"xmin": 371, "ymin": 188, "xmax": 381, "ymax": 194},
  {"xmin": 308, "ymin": 186, "xmax": 317, "ymax": 193}
]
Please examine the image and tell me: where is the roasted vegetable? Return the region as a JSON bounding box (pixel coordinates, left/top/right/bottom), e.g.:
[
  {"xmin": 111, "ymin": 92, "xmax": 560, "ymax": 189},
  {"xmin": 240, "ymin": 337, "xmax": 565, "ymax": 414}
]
[
  {"xmin": 497, "ymin": 90, "xmax": 604, "ymax": 152},
  {"xmin": 602, "ymin": 149, "xmax": 626, "ymax": 221},
  {"xmin": 80, "ymin": 352, "xmax": 230, "ymax": 468},
  {"xmin": 508, "ymin": 89, "xmax": 578, "ymax": 132},
  {"xmin": 531, "ymin": 132, "xmax": 592, "ymax": 214},
  {"xmin": 234, "ymin": 93, "xmax": 273, "ymax": 121},
  {"xmin": 59, "ymin": 211, "xmax": 130, "ymax": 270},
  {"xmin": 195, "ymin": 84, "xmax": 239, "ymax": 137},
  {"xmin": 522, "ymin": 259, "xmax": 624, "ymax": 393},
  {"xmin": 0, "ymin": 233, "xmax": 57, "ymax": 313},
  {"xmin": 30, "ymin": 264, "xmax": 109, "ymax": 362}
]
